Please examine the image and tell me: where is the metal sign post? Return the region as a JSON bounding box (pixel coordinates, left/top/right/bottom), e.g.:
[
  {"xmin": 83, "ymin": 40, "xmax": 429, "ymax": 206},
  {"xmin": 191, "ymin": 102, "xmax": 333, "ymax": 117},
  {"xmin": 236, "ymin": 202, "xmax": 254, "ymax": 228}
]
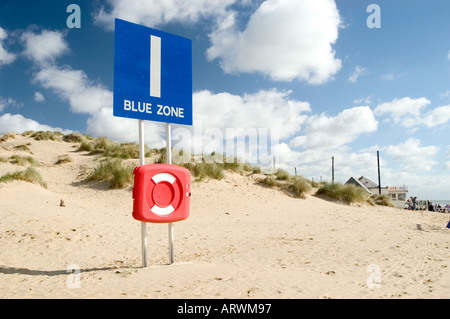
[
  {"xmin": 166, "ymin": 123, "xmax": 174, "ymax": 265},
  {"xmin": 139, "ymin": 120, "xmax": 148, "ymax": 268},
  {"xmin": 113, "ymin": 19, "xmax": 192, "ymax": 269},
  {"xmin": 139, "ymin": 121, "xmax": 175, "ymax": 267},
  {"xmin": 166, "ymin": 123, "xmax": 174, "ymax": 264}
]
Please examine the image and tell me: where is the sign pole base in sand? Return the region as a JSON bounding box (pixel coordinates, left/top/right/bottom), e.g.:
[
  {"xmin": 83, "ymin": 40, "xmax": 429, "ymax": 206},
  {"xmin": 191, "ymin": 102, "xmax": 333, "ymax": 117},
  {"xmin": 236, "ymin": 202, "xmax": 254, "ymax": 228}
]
[
  {"xmin": 138, "ymin": 120, "xmax": 148, "ymax": 268},
  {"xmin": 166, "ymin": 122, "xmax": 174, "ymax": 265},
  {"xmin": 138, "ymin": 121, "xmax": 175, "ymax": 268}
]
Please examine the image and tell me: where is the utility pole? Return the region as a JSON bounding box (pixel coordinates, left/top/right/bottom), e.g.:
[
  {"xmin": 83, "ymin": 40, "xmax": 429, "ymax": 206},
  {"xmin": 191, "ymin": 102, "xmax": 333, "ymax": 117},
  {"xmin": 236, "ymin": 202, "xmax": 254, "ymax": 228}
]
[{"xmin": 377, "ymin": 151, "xmax": 381, "ymax": 195}]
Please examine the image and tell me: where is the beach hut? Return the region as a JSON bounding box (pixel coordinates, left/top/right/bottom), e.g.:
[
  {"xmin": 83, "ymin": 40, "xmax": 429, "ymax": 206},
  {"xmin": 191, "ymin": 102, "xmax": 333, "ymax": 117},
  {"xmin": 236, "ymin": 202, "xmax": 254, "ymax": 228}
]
[{"xmin": 345, "ymin": 176, "xmax": 408, "ymax": 209}]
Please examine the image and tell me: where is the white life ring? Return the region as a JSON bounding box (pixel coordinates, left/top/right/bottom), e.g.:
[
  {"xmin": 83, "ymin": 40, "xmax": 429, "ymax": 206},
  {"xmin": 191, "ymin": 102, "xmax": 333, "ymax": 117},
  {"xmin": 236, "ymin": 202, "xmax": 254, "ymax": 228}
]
[{"xmin": 150, "ymin": 173, "xmax": 176, "ymax": 216}]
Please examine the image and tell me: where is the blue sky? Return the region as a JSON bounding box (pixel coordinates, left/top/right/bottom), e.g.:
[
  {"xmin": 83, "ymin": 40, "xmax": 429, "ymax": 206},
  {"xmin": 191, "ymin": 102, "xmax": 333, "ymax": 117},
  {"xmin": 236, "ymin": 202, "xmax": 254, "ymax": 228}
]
[{"xmin": 1, "ymin": 0, "xmax": 450, "ymax": 200}]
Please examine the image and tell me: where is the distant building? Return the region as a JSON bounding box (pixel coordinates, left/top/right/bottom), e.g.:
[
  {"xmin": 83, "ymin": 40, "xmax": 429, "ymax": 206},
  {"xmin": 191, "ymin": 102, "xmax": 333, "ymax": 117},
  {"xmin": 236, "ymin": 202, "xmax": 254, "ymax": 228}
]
[{"xmin": 345, "ymin": 176, "xmax": 408, "ymax": 209}]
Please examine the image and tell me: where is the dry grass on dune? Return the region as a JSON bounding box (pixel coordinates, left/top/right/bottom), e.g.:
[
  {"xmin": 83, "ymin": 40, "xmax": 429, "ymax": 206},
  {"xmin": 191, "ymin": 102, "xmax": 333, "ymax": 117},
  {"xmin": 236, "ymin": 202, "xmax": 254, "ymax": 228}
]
[
  {"xmin": 0, "ymin": 166, "xmax": 47, "ymax": 189},
  {"xmin": 1, "ymin": 131, "xmax": 392, "ymax": 207}
]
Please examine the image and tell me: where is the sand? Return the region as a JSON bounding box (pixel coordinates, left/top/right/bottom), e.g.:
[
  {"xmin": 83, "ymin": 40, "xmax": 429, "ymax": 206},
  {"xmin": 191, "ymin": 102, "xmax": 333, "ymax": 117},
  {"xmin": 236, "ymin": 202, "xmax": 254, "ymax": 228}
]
[{"xmin": 0, "ymin": 132, "xmax": 449, "ymax": 299}]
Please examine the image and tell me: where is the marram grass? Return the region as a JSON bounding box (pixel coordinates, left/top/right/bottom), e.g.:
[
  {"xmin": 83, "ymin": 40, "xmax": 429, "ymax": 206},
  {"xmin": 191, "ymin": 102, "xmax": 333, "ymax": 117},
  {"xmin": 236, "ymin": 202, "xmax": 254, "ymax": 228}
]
[
  {"xmin": 55, "ymin": 155, "xmax": 72, "ymax": 164},
  {"xmin": 316, "ymin": 182, "xmax": 369, "ymax": 204},
  {"xmin": 9, "ymin": 155, "xmax": 40, "ymax": 166},
  {"xmin": 86, "ymin": 159, "xmax": 134, "ymax": 189},
  {"xmin": 274, "ymin": 169, "xmax": 290, "ymax": 181},
  {"xmin": 78, "ymin": 137, "xmax": 151, "ymax": 159},
  {"xmin": 0, "ymin": 167, "xmax": 47, "ymax": 188},
  {"xmin": 369, "ymin": 194, "xmax": 394, "ymax": 207},
  {"xmin": 258, "ymin": 174, "xmax": 312, "ymax": 199},
  {"xmin": 287, "ymin": 176, "xmax": 312, "ymax": 199},
  {"xmin": 259, "ymin": 175, "xmax": 281, "ymax": 188}
]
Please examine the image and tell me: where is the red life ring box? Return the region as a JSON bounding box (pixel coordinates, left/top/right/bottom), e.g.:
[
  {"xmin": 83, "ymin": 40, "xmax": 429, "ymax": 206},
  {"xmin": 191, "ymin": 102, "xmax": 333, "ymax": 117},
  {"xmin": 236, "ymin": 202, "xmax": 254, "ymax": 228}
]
[{"xmin": 132, "ymin": 164, "xmax": 191, "ymax": 223}]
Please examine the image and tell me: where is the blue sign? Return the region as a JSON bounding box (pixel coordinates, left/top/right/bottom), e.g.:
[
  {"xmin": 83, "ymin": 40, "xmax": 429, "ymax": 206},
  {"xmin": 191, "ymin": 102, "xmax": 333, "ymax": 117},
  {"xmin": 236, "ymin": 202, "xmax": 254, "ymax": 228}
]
[{"xmin": 113, "ymin": 19, "xmax": 192, "ymax": 125}]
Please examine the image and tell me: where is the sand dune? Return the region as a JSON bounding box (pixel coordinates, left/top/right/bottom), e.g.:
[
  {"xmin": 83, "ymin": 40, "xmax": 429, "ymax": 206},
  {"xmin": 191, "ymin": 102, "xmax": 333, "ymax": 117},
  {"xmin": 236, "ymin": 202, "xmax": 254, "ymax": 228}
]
[{"xmin": 0, "ymin": 132, "xmax": 449, "ymax": 299}]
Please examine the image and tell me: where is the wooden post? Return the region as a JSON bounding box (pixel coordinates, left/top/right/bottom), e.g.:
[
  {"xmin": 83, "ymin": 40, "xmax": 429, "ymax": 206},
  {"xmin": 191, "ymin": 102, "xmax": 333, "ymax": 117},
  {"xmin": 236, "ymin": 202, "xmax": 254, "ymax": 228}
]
[
  {"xmin": 377, "ymin": 151, "xmax": 381, "ymax": 195},
  {"xmin": 331, "ymin": 156, "xmax": 334, "ymax": 184}
]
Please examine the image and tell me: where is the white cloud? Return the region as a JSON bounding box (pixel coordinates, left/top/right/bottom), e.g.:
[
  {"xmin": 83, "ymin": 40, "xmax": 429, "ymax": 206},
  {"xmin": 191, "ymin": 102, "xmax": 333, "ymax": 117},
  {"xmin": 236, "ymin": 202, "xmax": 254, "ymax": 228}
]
[
  {"xmin": 289, "ymin": 136, "xmax": 307, "ymax": 148},
  {"xmin": 444, "ymin": 161, "xmax": 450, "ymax": 171},
  {"xmin": 33, "ymin": 66, "xmax": 112, "ymax": 115},
  {"xmin": 94, "ymin": 0, "xmax": 236, "ymax": 30},
  {"xmin": 348, "ymin": 65, "xmax": 367, "ymax": 83},
  {"xmin": 374, "ymin": 97, "xmax": 450, "ymax": 129},
  {"xmin": 136, "ymin": 89, "xmax": 313, "ymax": 165},
  {"xmin": 193, "ymin": 89, "xmax": 311, "ymax": 140},
  {"xmin": 80, "ymin": 89, "xmax": 311, "ymax": 155},
  {"xmin": 272, "ymin": 138, "xmax": 444, "ymax": 193},
  {"xmin": 353, "ymin": 95, "xmax": 373, "ymax": 105},
  {"xmin": 34, "ymin": 92, "xmax": 45, "ymax": 102},
  {"xmin": 0, "ymin": 113, "xmax": 71, "ymax": 135},
  {"xmin": 0, "ymin": 26, "xmax": 16, "ymax": 66},
  {"xmin": 85, "ymin": 106, "xmax": 166, "ymax": 147},
  {"xmin": 289, "ymin": 106, "xmax": 378, "ymax": 150},
  {"xmin": 32, "ymin": 66, "xmax": 309, "ymax": 152},
  {"xmin": 380, "ymin": 72, "xmax": 395, "ymax": 81},
  {"xmin": 385, "ymin": 138, "xmax": 438, "ymax": 172},
  {"xmin": 22, "ymin": 29, "xmax": 111, "ymax": 126},
  {"xmin": 21, "ymin": 30, "xmax": 69, "ymax": 65},
  {"xmin": 446, "ymin": 146, "xmax": 450, "ymax": 157},
  {"xmin": 269, "ymin": 142, "xmax": 385, "ymax": 184},
  {"xmin": 374, "ymin": 97, "xmax": 430, "ymax": 127},
  {"xmin": 207, "ymin": 0, "xmax": 342, "ymax": 83},
  {"xmin": 440, "ymin": 90, "xmax": 450, "ymax": 101},
  {"xmin": 0, "ymin": 96, "xmax": 22, "ymax": 112},
  {"xmin": 379, "ymin": 72, "xmax": 405, "ymax": 81},
  {"xmin": 422, "ymin": 105, "xmax": 450, "ymax": 127}
]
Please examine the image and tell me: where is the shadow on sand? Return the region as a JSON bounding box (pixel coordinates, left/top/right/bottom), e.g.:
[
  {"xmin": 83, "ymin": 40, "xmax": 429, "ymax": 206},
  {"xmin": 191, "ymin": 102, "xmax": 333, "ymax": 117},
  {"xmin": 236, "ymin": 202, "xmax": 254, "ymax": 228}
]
[{"xmin": 0, "ymin": 265, "xmax": 118, "ymax": 276}]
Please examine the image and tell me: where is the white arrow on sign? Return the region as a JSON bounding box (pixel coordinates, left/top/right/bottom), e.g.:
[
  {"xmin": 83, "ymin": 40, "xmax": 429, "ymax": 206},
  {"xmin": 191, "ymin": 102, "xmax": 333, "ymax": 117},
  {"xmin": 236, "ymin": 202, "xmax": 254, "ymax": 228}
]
[{"xmin": 150, "ymin": 35, "xmax": 161, "ymax": 98}]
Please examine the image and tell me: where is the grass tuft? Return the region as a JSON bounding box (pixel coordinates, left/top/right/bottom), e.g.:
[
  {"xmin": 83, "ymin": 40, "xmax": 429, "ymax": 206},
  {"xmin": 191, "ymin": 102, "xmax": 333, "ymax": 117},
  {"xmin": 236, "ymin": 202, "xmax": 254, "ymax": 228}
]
[
  {"xmin": 78, "ymin": 137, "xmax": 150, "ymax": 159},
  {"xmin": 316, "ymin": 182, "xmax": 369, "ymax": 204},
  {"xmin": 63, "ymin": 132, "xmax": 85, "ymax": 143},
  {"xmin": 31, "ymin": 131, "xmax": 63, "ymax": 141},
  {"xmin": 21, "ymin": 131, "xmax": 34, "ymax": 137},
  {"xmin": 78, "ymin": 139, "xmax": 95, "ymax": 152},
  {"xmin": 259, "ymin": 175, "xmax": 281, "ymax": 187},
  {"xmin": 0, "ymin": 132, "xmax": 16, "ymax": 142},
  {"xmin": 0, "ymin": 167, "xmax": 47, "ymax": 188},
  {"xmin": 187, "ymin": 162, "xmax": 225, "ymax": 181},
  {"xmin": 177, "ymin": 155, "xmax": 264, "ymax": 181},
  {"xmin": 55, "ymin": 155, "xmax": 72, "ymax": 164},
  {"xmin": 9, "ymin": 155, "xmax": 40, "ymax": 166},
  {"xmin": 369, "ymin": 194, "xmax": 394, "ymax": 207},
  {"xmin": 86, "ymin": 159, "xmax": 134, "ymax": 189},
  {"xmin": 286, "ymin": 176, "xmax": 312, "ymax": 199},
  {"xmin": 258, "ymin": 174, "xmax": 312, "ymax": 199},
  {"xmin": 222, "ymin": 157, "xmax": 243, "ymax": 173},
  {"xmin": 274, "ymin": 169, "xmax": 289, "ymax": 180},
  {"xmin": 14, "ymin": 144, "xmax": 32, "ymax": 153}
]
